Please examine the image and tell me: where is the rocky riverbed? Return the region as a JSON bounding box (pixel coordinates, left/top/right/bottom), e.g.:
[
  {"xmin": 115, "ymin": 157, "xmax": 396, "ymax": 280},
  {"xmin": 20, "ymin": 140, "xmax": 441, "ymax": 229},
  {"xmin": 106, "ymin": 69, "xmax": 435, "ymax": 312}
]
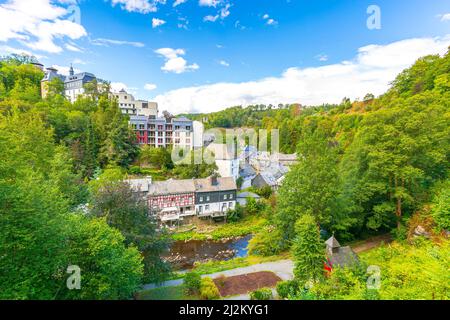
[{"xmin": 162, "ymin": 235, "xmax": 252, "ymax": 269}]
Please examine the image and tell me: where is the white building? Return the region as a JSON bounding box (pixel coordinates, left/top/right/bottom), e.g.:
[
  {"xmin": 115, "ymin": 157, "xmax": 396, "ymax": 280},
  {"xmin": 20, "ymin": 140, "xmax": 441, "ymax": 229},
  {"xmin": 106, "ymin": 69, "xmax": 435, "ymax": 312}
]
[
  {"xmin": 41, "ymin": 65, "xmax": 97, "ymax": 102},
  {"xmin": 194, "ymin": 176, "xmax": 237, "ymax": 218},
  {"xmin": 192, "ymin": 121, "xmax": 204, "ymax": 149},
  {"xmin": 113, "ymin": 89, "xmax": 158, "ymax": 118},
  {"xmin": 206, "ymin": 143, "xmax": 240, "ymax": 181}
]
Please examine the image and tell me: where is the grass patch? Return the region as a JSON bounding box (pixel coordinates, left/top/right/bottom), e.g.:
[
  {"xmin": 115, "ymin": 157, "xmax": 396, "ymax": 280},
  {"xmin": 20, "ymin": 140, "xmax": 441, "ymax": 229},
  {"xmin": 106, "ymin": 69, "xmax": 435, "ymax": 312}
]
[
  {"xmin": 136, "ymin": 285, "xmax": 199, "ymax": 300},
  {"xmin": 172, "ymin": 215, "xmax": 267, "ymax": 241}
]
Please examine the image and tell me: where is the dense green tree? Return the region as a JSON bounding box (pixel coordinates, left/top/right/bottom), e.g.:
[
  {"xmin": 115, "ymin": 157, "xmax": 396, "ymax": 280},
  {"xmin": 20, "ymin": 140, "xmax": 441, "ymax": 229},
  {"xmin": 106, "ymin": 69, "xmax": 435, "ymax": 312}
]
[
  {"xmin": 89, "ymin": 175, "xmax": 171, "ymax": 283},
  {"xmin": 292, "ymin": 214, "xmax": 325, "ymax": 286},
  {"xmin": 275, "ymin": 129, "xmax": 340, "ymax": 241}
]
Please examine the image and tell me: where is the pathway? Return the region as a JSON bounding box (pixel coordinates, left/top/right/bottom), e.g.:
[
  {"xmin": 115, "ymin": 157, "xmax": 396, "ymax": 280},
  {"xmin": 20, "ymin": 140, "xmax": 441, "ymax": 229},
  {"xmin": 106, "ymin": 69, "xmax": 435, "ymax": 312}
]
[{"xmin": 142, "ymin": 259, "xmax": 294, "ymax": 291}]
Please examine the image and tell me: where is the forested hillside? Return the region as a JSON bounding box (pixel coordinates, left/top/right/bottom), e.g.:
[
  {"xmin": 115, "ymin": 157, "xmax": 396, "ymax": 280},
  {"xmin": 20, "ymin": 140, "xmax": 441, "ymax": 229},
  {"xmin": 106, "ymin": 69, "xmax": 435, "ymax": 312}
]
[{"xmin": 0, "ymin": 55, "xmax": 169, "ymax": 299}]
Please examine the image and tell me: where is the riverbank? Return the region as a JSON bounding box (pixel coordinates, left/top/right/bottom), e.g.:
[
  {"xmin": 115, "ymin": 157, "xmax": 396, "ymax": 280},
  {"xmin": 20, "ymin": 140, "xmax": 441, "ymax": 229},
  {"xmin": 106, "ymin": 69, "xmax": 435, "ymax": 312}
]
[{"xmin": 171, "ymin": 215, "xmax": 267, "ymax": 241}]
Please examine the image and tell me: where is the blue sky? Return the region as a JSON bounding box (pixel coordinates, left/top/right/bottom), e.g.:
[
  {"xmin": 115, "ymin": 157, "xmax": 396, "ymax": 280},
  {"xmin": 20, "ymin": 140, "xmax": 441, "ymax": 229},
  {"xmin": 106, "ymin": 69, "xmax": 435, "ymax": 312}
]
[{"xmin": 0, "ymin": 0, "xmax": 449, "ymax": 113}]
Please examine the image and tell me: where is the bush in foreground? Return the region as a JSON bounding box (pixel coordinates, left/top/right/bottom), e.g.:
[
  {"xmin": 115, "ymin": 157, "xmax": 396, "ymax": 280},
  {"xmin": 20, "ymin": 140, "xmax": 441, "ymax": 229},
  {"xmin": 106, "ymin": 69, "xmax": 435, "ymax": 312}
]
[
  {"xmin": 200, "ymin": 277, "xmax": 220, "ymax": 300},
  {"xmin": 183, "ymin": 272, "xmax": 201, "ymax": 295},
  {"xmin": 250, "ymin": 288, "xmax": 273, "ymax": 300}
]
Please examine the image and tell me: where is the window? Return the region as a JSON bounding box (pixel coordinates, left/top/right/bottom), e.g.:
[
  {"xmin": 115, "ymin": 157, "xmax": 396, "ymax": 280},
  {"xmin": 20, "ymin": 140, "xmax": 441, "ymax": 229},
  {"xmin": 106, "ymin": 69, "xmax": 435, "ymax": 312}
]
[
  {"xmin": 229, "ymin": 194, "xmax": 233, "ymax": 199},
  {"xmin": 206, "ymin": 196, "xmax": 210, "ymax": 201},
  {"xmin": 175, "ymin": 125, "xmax": 180, "ymax": 130},
  {"xmin": 186, "ymin": 126, "xmax": 191, "ymax": 130},
  {"xmin": 175, "ymin": 132, "xmax": 180, "ymax": 137},
  {"xmin": 186, "ymin": 138, "xmax": 191, "ymax": 144},
  {"xmin": 199, "ymin": 196, "xmax": 203, "ymax": 202},
  {"xmin": 139, "ymin": 124, "xmax": 145, "ymax": 129},
  {"xmin": 229, "ymin": 202, "xmax": 233, "ymax": 208},
  {"xmin": 205, "ymin": 205, "xmax": 209, "ymax": 211},
  {"xmin": 198, "ymin": 206, "xmax": 202, "ymax": 213},
  {"xmin": 224, "ymin": 194, "xmax": 228, "ymax": 200}
]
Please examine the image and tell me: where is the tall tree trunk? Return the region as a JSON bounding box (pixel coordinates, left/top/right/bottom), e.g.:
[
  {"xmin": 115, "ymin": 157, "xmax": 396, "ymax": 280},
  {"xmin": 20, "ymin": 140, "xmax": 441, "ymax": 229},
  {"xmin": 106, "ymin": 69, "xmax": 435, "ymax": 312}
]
[{"xmin": 396, "ymin": 197, "xmax": 402, "ymax": 230}]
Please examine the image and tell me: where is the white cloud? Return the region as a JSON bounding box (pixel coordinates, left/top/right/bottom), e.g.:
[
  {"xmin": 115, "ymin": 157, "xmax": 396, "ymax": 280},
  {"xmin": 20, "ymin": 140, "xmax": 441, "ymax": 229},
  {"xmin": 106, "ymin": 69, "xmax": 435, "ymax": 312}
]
[
  {"xmin": 65, "ymin": 42, "xmax": 83, "ymax": 52},
  {"xmin": 109, "ymin": 0, "xmax": 165, "ymax": 13},
  {"xmin": 219, "ymin": 60, "xmax": 229, "ymax": 67},
  {"xmin": 152, "ymin": 18, "xmax": 166, "ymax": 28},
  {"xmin": 154, "ymin": 35, "xmax": 450, "ymax": 114},
  {"xmin": 316, "ymin": 54, "xmax": 328, "ymax": 62},
  {"xmin": 144, "ymin": 83, "xmax": 157, "ymax": 90},
  {"xmin": 73, "ymin": 58, "xmax": 87, "ymax": 65},
  {"xmin": 0, "ymin": 0, "xmax": 87, "ymax": 53},
  {"xmin": 91, "ymin": 38, "xmax": 145, "ymax": 47},
  {"xmin": 173, "ymin": 0, "xmax": 187, "ymax": 7},
  {"xmin": 204, "ymin": 14, "xmax": 219, "ymax": 22},
  {"xmin": 155, "ymin": 47, "xmax": 199, "ymax": 73},
  {"xmin": 202, "ymin": 1, "xmax": 230, "ymax": 22},
  {"xmin": 51, "ymin": 64, "xmax": 81, "ymax": 76},
  {"xmin": 110, "ymin": 82, "xmax": 139, "ymax": 95},
  {"xmin": 439, "ymin": 13, "xmax": 450, "ymax": 21},
  {"xmin": 262, "ymin": 13, "xmax": 278, "ymax": 26},
  {"xmin": 199, "ymin": 0, "xmax": 221, "ymax": 7}
]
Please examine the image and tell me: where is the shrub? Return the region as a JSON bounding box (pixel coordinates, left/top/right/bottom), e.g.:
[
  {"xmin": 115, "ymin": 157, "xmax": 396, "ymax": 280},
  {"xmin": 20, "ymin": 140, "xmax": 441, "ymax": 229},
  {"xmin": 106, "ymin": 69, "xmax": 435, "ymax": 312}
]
[
  {"xmin": 248, "ymin": 226, "xmax": 285, "ymax": 256},
  {"xmin": 431, "ymin": 180, "xmax": 450, "ymax": 232},
  {"xmin": 183, "ymin": 272, "xmax": 201, "ymax": 295},
  {"xmin": 200, "ymin": 277, "xmax": 220, "ymax": 300},
  {"xmin": 276, "ymin": 280, "xmax": 300, "ymax": 299},
  {"xmin": 249, "ymin": 288, "xmax": 273, "ymax": 300},
  {"xmin": 227, "ymin": 204, "xmax": 244, "ymax": 222}
]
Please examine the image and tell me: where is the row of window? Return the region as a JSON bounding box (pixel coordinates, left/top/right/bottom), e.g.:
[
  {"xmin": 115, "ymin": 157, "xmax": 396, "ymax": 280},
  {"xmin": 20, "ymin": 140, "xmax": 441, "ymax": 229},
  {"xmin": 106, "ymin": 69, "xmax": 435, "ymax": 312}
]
[
  {"xmin": 197, "ymin": 202, "xmax": 234, "ymax": 213},
  {"xmin": 199, "ymin": 193, "xmax": 233, "ymax": 202}
]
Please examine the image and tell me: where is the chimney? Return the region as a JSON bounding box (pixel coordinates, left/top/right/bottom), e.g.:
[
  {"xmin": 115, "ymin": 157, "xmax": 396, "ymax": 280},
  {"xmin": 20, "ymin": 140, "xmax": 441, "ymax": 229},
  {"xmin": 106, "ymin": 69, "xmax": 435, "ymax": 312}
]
[{"xmin": 146, "ymin": 176, "xmax": 152, "ymax": 189}]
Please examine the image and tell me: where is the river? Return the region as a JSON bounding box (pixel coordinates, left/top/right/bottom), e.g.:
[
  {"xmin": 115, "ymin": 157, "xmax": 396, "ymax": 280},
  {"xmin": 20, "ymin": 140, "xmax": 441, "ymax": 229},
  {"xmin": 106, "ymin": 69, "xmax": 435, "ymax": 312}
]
[{"xmin": 162, "ymin": 235, "xmax": 252, "ymax": 270}]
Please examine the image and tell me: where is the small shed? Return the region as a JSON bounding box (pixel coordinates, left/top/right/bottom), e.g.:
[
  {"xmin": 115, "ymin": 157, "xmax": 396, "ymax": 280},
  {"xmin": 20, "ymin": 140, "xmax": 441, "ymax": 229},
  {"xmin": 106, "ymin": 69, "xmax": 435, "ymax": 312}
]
[
  {"xmin": 236, "ymin": 191, "xmax": 261, "ymax": 206},
  {"xmin": 324, "ymin": 236, "xmax": 359, "ymax": 270}
]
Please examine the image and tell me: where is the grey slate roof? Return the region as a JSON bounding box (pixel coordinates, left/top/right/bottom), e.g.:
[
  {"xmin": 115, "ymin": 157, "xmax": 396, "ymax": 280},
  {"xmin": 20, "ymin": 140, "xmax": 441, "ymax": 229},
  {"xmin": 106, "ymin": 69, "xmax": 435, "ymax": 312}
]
[
  {"xmin": 237, "ymin": 191, "xmax": 260, "ymax": 199},
  {"xmin": 148, "ymin": 179, "xmax": 195, "ymax": 196},
  {"xmin": 329, "ymin": 246, "xmax": 359, "ymax": 268},
  {"xmin": 194, "ymin": 176, "xmax": 237, "ymax": 193},
  {"xmin": 326, "ymin": 236, "xmax": 340, "ymax": 249}
]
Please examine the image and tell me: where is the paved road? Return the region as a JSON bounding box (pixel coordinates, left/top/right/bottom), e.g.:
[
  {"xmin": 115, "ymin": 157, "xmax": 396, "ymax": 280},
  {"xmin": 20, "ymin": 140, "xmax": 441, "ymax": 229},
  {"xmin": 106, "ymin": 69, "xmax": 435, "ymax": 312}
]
[{"xmin": 142, "ymin": 259, "xmax": 294, "ymax": 291}]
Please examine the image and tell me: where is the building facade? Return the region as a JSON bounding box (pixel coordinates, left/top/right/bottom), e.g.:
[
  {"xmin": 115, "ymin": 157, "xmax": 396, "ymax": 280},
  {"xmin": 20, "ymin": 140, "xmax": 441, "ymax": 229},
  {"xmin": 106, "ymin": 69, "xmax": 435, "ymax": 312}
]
[
  {"xmin": 130, "ymin": 115, "xmax": 203, "ymax": 150},
  {"xmin": 147, "ymin": 179, "xmax": 196, "ymax": 224},
  {"xmin": 144, "ymin": 176, "xmax": 237, "ymax": 224},
  {"xmin": 41, "ymin": 65, "xmax": 97, "ymax": 102},
  {"xmin": 112, "ymin": 89, "xmax": 158, "ymax": 117},
  {"xmin": 206, "ymin": 143, "xmax": 240, "ymax": 181},
  {"xmin": 194, "ymin": 176, "xmax": 237, "ymax": 218}
]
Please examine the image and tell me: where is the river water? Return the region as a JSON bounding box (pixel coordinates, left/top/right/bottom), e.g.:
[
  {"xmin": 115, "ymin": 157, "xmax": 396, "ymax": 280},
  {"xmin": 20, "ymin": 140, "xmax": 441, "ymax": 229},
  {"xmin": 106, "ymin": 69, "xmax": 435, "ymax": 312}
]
[{"xmin": 163, "ymin": 235, "xmax": 252, "ymax": 270}]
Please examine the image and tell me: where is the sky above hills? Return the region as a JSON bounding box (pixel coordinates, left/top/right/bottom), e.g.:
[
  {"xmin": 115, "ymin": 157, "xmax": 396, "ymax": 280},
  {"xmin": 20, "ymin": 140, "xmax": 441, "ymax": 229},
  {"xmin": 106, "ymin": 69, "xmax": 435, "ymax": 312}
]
[{"xmin": 0, "ymin": 0, "xmax": 449, "ymax": 114}]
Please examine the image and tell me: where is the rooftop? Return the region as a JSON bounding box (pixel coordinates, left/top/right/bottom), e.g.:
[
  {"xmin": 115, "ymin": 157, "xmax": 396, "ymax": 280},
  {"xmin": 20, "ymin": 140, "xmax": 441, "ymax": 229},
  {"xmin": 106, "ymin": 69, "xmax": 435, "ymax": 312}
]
[
  {"xmin": 148, "ymin": 179, "xmax": 196, "ymax": 196},
  {"xmin": 195, "ymin": 176, "xmax": 237, "ymax": 193}
]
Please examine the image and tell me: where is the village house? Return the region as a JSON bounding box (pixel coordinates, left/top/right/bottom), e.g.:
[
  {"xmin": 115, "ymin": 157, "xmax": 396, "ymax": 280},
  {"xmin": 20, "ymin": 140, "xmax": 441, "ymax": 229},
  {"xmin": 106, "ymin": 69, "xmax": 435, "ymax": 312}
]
[
  {"xmin": 236, "ymin": 191, "xmax": 261, "ymax": 206},
  {"xmin": 206, "ymin": 143, "xmax": 240, "ymax": 181},
  {"xmin": 144, "ymin": 176, "xmax": 238, "ymax": 225},
  {"xmin": 194, "ymin": 176, "xmax": 237, "ymax": 219},
  {"xmin": 147, "ymin": 179, "xmax": 196, "ymax": 224}
]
